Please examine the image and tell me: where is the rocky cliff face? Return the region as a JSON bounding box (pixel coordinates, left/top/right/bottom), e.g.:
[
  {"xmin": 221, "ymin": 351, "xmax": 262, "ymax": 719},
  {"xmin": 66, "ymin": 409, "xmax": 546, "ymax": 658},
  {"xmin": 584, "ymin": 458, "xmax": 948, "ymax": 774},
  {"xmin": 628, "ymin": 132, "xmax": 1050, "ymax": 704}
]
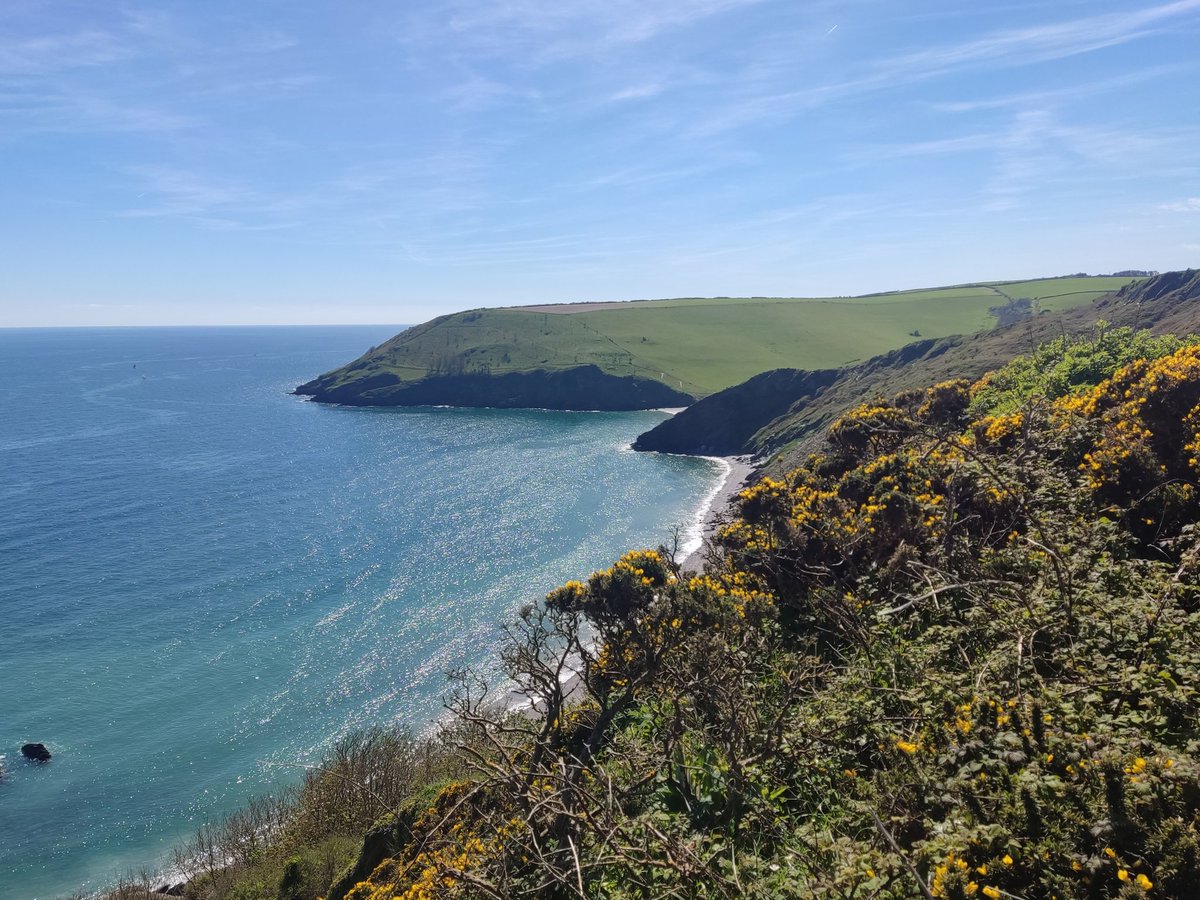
[
  {"xmin": 295, "ymin": 364, "xmax": 695, "ymax": 411},
  {"xmin": 631, "ymin": 368, "xmax": 840, "ymax": 455}
]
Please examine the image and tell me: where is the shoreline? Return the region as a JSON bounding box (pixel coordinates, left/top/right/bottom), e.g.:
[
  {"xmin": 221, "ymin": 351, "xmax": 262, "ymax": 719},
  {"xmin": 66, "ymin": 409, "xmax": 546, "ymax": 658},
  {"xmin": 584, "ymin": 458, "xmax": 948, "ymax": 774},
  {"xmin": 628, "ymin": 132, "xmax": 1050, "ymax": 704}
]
[
  {"xmin": 681, "ymin": 455, "xmax": 756, "ymax": 572},
  {"xmin": 506, "ymin": 452, "xmax": 758, "ymax": 715},
  {"xmin": 87, "ymin": 443, "xmax": 756, "ymax": 899}
]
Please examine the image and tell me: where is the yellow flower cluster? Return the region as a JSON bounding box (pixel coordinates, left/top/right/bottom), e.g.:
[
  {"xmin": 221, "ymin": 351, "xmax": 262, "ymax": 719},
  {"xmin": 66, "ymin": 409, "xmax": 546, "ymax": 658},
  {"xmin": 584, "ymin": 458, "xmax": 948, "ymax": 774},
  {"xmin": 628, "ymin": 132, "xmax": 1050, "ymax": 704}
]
[
  {"xmin": 916, "ymin": 379, "xmax": 971, "ymax": 422},
  {"xmin": 930, "ymin": 851, "xmax": 1004, "ymax": 899},
  {"xmin": 739, "ymin": 476, "xmax": 787, "ymax": 504},
  {"xmin": 545, "ymin": 579, "xmax": 586, "ymax": 607},
  {"xmin": 685, "ymin": 569, "xmax": 773, "ymax": 620},
  {"xmin": 975, "ymin": 411, "xmax": 1025, "ymax": 445},
  {"xmin": 343, "ymin": 783, "xmax": 497, "ymax": 900},
  {"xmin": 1051, "ymin": 344, "xmax": 1200, "ymax": 491},
  {"xmin": 716, "ymin": 519, "xmax": 777, "ymax": 553},
  {"xmin": 607, "ymin": 548, "xmax": 673, "ymax": 588},
  {"xmin": 829, "ymin": 402, "xmax": 916, "ymax": 453}
]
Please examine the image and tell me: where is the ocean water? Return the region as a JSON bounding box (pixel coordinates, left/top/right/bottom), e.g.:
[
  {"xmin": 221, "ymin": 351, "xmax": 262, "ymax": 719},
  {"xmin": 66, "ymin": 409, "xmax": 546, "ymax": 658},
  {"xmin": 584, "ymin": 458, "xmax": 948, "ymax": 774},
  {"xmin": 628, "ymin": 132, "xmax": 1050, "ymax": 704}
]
[{"xmin": 0, "ymin": 326, "xmax": 720, "ymax": 899}]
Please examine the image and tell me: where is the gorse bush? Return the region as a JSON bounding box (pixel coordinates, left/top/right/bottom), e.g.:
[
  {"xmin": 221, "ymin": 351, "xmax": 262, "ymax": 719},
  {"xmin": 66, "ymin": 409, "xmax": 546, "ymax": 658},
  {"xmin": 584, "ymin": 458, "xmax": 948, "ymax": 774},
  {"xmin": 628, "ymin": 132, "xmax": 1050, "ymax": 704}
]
[{"xmin": 967, "ymin": 324, "xmax": 1191, "ymax": 418}]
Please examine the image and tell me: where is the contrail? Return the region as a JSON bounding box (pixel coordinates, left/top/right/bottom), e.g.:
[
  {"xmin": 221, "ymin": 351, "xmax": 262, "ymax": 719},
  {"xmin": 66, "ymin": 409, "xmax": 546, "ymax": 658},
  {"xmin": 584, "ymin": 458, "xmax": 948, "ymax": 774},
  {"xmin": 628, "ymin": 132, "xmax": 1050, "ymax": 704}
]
[{"xmin": 825, "ymin": 24, "xmax": 839, "ymax": 36}]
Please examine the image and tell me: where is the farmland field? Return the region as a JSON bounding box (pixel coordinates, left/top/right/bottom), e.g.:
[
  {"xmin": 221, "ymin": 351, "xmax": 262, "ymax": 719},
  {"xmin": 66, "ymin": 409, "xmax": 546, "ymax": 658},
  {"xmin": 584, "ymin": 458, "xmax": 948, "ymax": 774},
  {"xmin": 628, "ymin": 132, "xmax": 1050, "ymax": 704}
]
[{"xmin": 323, "ymin": 276, "xmax": 1140, "ymax": 398}]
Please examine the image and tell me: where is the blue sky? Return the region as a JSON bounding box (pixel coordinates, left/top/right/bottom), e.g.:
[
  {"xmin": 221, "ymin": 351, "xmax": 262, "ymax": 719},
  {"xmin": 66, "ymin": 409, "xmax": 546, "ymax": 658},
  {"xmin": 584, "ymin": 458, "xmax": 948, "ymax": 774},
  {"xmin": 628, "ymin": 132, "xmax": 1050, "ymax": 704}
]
[{"xmin": 2, "ymin": 0, "xmax": 1198, "ymax": 326}]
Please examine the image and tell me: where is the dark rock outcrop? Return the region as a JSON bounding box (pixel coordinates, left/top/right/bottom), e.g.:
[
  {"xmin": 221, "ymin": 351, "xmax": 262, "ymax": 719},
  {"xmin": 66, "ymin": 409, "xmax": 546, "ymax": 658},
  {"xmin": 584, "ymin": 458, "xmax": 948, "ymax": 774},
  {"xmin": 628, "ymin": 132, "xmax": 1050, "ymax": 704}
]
[
  {"xmin": 296, "ymin": 364, "xmax": 694, "ymax": 411},
  {"xmin": 632, "ymin": 368, "xmax": 840, "ymax": 455},
  {"xmin": 21, "ymin": 742, "xmax": 51, "ymax": 762}
]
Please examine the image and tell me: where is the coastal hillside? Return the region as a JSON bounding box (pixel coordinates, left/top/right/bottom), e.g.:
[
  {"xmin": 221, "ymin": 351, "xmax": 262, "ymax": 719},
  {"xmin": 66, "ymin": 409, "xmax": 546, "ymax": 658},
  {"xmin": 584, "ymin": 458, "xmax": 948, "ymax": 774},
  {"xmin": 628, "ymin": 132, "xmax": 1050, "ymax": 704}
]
[
  {"xmin": 635, "ymin": 269, "xmax": 1199, "ymax": 467},
  {"xmin": 149, "ymin": 328, "xmax": 1200, "ymax": 899},
  {"xmin": 295, "ymin": 276, "xmax": 1137, "ymax": 409}
]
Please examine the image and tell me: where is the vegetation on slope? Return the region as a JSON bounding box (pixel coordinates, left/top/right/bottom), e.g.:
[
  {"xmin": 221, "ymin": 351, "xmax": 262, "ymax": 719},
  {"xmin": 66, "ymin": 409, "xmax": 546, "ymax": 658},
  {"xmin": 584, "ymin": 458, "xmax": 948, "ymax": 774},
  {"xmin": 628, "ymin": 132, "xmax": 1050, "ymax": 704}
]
[
  {"xmin": 632, "ymin": 271, "xmax": 1199, "ymax": 468},
  {"xmin": 133, "ymin": 326, "xmax": 1200, "ymax": 900},
  {"xmin": 298, "ymin": 277, "xmax": 1137, "ymax": 403}
]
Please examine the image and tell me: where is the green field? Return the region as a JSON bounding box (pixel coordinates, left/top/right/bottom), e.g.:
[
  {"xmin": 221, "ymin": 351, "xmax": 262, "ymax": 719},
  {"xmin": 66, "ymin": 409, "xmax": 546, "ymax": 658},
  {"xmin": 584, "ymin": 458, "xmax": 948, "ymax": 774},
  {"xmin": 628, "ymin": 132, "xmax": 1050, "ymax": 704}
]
[
  {"xmin": 332, "ymin": 276, "xmax": 1138, "ymax": 398},
  {"xmin": 987, "ymin": 276, "xmax": 1138, "ymax": 313}
]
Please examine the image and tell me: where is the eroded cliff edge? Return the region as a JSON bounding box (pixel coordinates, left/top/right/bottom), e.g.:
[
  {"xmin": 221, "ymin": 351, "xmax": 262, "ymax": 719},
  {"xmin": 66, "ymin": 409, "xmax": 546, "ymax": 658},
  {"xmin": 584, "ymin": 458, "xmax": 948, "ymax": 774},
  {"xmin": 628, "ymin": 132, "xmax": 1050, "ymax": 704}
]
[
  {"xmin": 295, "ymin": 364, "xmax": 695, "ymax": 411},
  {"xmin": 630, "ymin": 368, "xmax": 841, "ymax": 456}
]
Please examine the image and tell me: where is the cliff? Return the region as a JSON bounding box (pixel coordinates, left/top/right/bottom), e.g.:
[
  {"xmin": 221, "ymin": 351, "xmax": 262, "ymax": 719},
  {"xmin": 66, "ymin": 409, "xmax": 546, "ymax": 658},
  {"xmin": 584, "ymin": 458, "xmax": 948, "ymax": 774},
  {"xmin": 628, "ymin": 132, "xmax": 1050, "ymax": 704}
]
[
  {"xmin": 294, "ymin": 276, "xmax": 1137, "ymax": 410},
  {"xmin": 295, "ymin": 364, "xmax": 695, "ymax": 411},
  {"xmin": 630, "ymin": 367, "xmax": 840, "ymax": 455}
]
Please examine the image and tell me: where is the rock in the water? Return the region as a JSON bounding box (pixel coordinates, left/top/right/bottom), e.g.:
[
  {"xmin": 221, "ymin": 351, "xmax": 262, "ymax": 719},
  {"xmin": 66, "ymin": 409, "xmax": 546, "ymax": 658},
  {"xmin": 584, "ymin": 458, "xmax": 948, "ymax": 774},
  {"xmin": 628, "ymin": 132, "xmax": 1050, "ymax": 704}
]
[{"xmin": 21, "ymin": 742, "xmax": 51, "ymax": 762}]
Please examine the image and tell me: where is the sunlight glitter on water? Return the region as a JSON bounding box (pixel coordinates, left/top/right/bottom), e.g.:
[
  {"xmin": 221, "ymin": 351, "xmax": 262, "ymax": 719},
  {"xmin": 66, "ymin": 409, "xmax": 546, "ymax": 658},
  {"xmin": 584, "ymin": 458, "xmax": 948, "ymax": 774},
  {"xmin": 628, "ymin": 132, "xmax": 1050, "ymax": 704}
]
[{"xmin": 0, "ymin": 326, "xmax": 720, "ymax": 899}]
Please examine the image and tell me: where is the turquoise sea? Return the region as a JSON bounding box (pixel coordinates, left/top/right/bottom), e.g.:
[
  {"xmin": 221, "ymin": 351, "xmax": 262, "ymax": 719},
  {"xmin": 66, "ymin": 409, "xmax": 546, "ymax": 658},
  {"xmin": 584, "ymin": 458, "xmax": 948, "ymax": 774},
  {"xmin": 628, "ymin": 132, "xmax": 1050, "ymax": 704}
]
[{"xmin": 0, "ymin": 326, "xmax": 720, "ymax": 899}]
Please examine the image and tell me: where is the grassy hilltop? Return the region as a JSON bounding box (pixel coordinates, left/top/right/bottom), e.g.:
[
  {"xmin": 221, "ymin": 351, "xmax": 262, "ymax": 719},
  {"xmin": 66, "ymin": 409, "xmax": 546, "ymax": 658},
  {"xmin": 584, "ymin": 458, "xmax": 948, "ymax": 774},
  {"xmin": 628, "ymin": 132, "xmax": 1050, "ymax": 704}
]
[{"xmin": 301, "ymin": 276, "xmax": 1136, "ymax": 403}]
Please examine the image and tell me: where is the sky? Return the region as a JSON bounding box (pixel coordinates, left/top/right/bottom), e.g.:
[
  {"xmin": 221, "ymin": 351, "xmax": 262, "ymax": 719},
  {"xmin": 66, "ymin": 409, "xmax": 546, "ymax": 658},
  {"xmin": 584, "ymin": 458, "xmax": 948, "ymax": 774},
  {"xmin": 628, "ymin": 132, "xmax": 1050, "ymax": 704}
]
[{"xmin": 1, "ymin": 0, "xmax": 1198, "ymax": 326}]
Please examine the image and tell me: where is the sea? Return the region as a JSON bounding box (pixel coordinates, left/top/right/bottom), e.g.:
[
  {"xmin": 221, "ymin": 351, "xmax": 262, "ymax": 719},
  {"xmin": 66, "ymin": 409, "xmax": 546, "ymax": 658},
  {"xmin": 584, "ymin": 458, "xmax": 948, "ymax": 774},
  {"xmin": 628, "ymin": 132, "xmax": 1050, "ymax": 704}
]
[{"xmin": 0, "ymin": 326, "xmax": 721, "ymax": 899}]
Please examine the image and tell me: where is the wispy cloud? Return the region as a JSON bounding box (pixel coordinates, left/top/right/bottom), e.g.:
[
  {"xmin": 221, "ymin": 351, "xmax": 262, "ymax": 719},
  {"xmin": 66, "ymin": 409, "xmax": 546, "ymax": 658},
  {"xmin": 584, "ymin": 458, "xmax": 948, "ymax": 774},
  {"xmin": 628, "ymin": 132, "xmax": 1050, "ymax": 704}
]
[
  {"xmin": 852, "ymin": 107, "xmax": 1200, "ymax": 213},
  {"xmin": 980, "ymin": 110, "xmax": 1060, "ymax": 210},
  {"xmin": 0, "ymin": 30, "xmax": 132, "ymax": 75},
  {"xmin": 0, "ymin": 4, "xmax": 317, "ymax": 142},
  {"xmin": 608, "ymin": 83, "xmax": 666, "ymax": 103},
  {"xmin": 441, "ymin": 0, "xmax": 765, "ymax": 54},
  {"xmin": 120, "ymin": 165, "xmax": 259, "ymax": 218},
  {"xmin": 0, "ymin": 84, "xmax": 199, "ymax": 136},
  {"xmin": 330, "ymin": 149, "xmax": 492, "ymax": 205},
  {"xmin": 926, "ymin": 63, "xmax": 1194, "ymax": 113},
  {"xmin": 115, "ymin": 142, "xmax": 499, "ymax": 232},
  {"xmin": 4, "ymin": 0, "xmax": 1199, "ymax": 324},
  {"xmin": 186, "ymin": 74, "xmax": 323, "ymax": 101},
  {"xmin": 1160, "ymin": 198, "xmax": 1200, "ymax": 212},
  {"xmin": 859, "ymin": 112, "xmax": 1188, "ymax": 164},
  {"xmin": 396, "ymin": 233, "xmax": 612, "ymax": 268},
  {"xmin": 436, "ymin": 73, "xmax": 541, "ymax": 112},
  {"xmin": 580, "ymin": 160, "xmax": 733, "ymax": 190},
  {"xmin": 879, "ymin": 0, "xmax": 1200, "ymax": 76},
  {"xmin": 688, "ymin": 0, "xmax": 1200, "ymax": 136}
]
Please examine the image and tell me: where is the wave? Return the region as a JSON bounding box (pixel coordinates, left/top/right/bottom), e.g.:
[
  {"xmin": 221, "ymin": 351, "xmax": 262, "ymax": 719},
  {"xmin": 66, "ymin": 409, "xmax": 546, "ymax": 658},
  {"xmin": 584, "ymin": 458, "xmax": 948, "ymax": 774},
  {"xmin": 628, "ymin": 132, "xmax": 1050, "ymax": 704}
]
[{"xmin": 678, "ymin": 456, "xmax": 732, "ymax": 558}]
